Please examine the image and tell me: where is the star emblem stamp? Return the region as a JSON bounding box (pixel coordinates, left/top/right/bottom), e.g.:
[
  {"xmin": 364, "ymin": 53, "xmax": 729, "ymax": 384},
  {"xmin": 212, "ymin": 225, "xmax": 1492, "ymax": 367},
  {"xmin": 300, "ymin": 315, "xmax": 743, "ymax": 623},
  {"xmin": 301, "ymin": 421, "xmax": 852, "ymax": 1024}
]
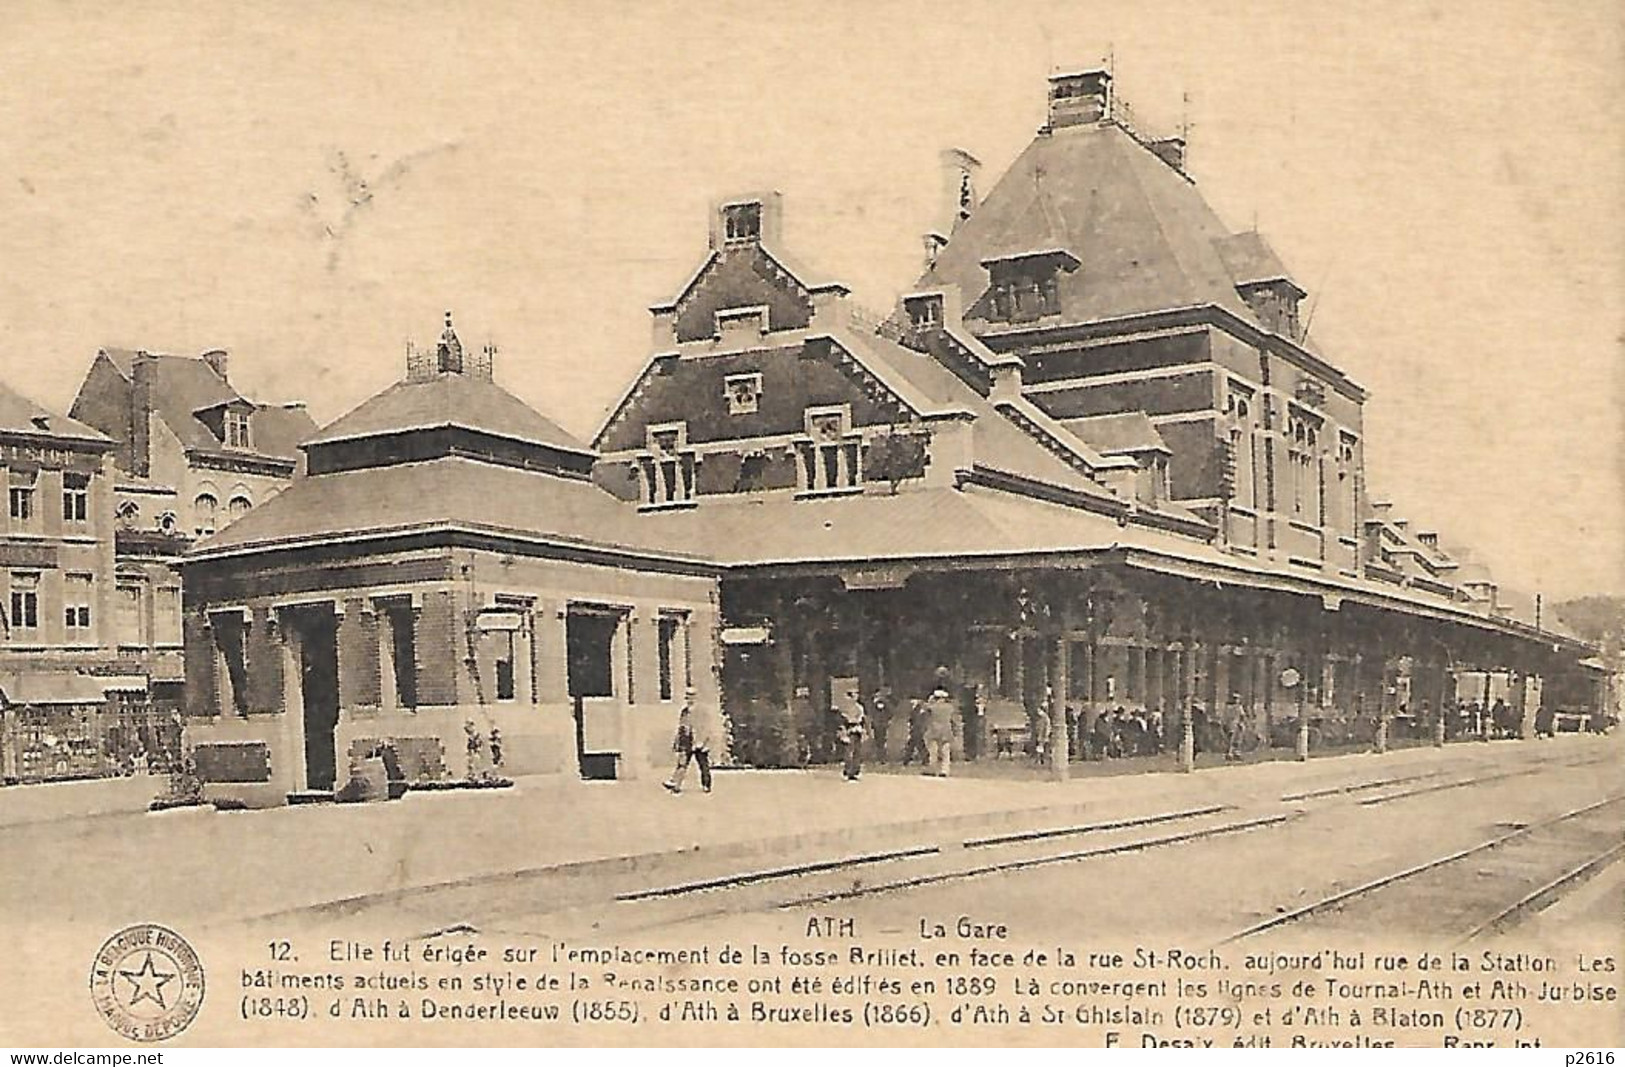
[{"xmin": 89, "ymin": 924, "xmax": 205, "ymax": 1042}]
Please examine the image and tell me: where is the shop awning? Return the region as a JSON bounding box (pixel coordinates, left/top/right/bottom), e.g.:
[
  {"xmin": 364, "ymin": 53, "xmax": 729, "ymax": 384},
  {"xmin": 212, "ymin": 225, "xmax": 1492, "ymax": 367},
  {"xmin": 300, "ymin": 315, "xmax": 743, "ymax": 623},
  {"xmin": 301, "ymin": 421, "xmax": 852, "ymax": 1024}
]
[{"xmin": 0, "ymin": 672, "xmax": 145, "ymax": 706}]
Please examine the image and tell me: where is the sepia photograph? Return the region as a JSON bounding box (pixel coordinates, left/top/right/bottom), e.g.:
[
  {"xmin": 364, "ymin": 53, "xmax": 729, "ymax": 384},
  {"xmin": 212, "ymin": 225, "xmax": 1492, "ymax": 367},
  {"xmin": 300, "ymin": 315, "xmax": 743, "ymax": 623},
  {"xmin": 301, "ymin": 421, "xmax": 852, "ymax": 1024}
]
[{"xmin": 0, "ymin": 0, "xmax": 1620, "ymax": 1053}]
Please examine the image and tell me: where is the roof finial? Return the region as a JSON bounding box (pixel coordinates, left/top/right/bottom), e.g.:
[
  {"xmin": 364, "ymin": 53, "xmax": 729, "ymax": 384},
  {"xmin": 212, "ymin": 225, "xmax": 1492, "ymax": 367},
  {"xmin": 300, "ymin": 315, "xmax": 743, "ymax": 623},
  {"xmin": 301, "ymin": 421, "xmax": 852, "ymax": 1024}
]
[{"xmin": 437, "ymin": 309, "xmax": 464, "ymax": 374}]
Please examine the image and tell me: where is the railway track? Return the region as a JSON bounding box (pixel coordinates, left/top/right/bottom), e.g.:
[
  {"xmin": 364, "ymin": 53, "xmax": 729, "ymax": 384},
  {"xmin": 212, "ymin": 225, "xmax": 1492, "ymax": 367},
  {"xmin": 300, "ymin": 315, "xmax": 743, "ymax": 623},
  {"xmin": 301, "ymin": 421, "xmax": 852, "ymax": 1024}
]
[
  {"xmin": 454, "ymin": 804, "xmax": 1291, "ymax": 940},
  {"xmin": 1355, "ymin": 752, "xmax": 1618, "ymax": 807},
  {"xmin": 405, "ymin": 744, "xmax": 1621, "ymax": 942},
  {"xmin": 1223, "ymin": 793, "xmax": 1625, "ymax": 945}
]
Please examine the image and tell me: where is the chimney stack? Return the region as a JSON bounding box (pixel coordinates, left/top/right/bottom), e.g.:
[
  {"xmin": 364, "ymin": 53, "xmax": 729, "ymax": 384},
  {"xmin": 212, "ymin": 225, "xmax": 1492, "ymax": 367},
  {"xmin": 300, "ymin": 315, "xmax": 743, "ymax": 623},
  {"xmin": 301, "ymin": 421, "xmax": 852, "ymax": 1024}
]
[
  {"xmin": 1148, "ymin": 136, "xmax": 1186, "ymax": 172},
  {"xmin": 708, "ymin": 192, "xmax": 784, "ymax": 252},
  {"xmin": 130, "ymin": 350, "xmax": 156, "ymax": 477},
  {"xmin": 201, "ymin": 349, "xmax": 229, "ymax": 382},
  {"xmin": 1046, "ymin": 69, "xmax": 1112, "ymax": 130}
]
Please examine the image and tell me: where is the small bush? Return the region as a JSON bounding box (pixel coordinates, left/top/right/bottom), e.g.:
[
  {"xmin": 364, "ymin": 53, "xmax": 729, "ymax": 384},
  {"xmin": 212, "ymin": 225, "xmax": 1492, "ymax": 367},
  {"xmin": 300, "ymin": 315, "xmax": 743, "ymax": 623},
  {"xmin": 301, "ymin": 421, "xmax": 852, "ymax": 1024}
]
[{"xmin": 407, "ymin": 777, "xmax": 514, "ymax": 792}]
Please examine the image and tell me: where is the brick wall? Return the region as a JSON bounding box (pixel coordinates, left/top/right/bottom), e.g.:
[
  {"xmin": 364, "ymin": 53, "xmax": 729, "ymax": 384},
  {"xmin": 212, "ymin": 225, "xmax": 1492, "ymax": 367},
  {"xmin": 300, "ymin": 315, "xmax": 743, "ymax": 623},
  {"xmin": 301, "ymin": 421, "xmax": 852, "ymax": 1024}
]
[
  {"xmin": 415, "ymin": 589, "xmax": 462, "ymax": 706},
  {"xmin": 183, "ymin": 609, "xmax": 217, "ymax": 717},
  {"xmin": 247, "ymin": 606, "xmax": 284, "ymax": 713}
]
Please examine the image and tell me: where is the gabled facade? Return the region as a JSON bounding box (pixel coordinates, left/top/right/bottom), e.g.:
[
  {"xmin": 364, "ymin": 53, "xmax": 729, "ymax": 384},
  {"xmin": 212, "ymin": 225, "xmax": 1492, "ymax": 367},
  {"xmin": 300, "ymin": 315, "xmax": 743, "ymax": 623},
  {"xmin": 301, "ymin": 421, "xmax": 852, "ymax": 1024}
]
[{"xmin": 593, "ymin": 194, "xmax": 1200, "ymax": 533}]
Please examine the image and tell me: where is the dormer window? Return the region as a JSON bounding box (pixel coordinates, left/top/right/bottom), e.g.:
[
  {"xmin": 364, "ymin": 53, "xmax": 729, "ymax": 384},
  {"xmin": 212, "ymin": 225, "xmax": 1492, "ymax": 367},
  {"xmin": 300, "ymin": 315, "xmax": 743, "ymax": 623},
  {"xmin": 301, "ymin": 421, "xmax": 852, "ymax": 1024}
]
[
  {"xmin": 904, "ymin": 294, "xmax": 943, "ymax": 330},
  {"xmin": 722, "ymin": 201, "xmax": 762, "ymax": 243},
  {"xmin": 981, "ymin": 251, "xmax": 1077, "ymax": 324},
  {"xmin": 797, "ymin": 406, "xmax": 862, "ymax": 495},
  {"xmin": 639, "ymin": 424, "xmax": 696, "ymax": 508},
  {"xmin": 224, "ymin": 409, "xmax": 251, "ymax": 449},
  {"xmin": 1238, "ymin": 280, "xmax": 1306, "ymax": 341},
  {"xmin": 724, "ymin": 373, "xmax": 763, "ymax": 416}
]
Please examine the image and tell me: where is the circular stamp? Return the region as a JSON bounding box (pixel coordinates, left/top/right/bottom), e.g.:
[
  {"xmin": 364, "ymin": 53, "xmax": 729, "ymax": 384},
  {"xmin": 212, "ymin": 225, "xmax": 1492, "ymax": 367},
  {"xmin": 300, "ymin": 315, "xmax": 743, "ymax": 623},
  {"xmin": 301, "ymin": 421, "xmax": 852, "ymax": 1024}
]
[{"xmin": 89, "ymin": 923, "xmax": 206, "ymax": 1042}]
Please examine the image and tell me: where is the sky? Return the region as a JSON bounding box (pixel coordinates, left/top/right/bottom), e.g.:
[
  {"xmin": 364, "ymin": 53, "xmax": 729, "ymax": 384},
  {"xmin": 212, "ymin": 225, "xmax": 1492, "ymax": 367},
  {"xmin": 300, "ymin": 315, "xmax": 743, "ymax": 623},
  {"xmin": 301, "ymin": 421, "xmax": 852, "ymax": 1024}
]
[{"xmin": 1, "ymin": 0, "xmax": 1620, "ymax": 598}]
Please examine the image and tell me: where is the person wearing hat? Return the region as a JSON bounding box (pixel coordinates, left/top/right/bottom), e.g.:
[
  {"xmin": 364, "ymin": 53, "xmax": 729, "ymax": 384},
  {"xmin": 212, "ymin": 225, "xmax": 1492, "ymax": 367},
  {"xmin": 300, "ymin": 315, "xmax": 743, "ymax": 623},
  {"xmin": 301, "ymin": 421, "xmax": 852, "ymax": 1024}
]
[
  {"xmin": 833, "ymin": 681, "xmax": 867, "ymax": 781},
  {"xmin": 922, "ymin": 667, "xmax": 957, "ymax": 777},
  {"xmin": 664, "ymin": 686, "xmax": 715, "ymax": 794}
]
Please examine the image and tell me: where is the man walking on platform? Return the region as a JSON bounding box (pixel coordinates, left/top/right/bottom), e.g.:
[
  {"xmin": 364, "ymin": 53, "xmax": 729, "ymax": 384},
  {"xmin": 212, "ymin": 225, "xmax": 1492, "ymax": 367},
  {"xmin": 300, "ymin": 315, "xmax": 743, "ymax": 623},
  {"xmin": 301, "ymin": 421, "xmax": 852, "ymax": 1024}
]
[{"xmin": 664, "ymin": 687, "xmax": 715, "ymax": 794}]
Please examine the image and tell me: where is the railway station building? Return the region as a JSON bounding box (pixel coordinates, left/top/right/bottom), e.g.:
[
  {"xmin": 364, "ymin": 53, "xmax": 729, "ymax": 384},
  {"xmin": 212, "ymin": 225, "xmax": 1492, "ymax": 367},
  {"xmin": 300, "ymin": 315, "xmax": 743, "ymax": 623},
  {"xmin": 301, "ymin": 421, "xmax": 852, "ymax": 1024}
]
[
  {"xmin": 181, "ymin": 320, "xmax": 719, "ymax": 804},
  {"xmin": 180, "ymin": 71, "xmax": 1607, "ymax": 803}
]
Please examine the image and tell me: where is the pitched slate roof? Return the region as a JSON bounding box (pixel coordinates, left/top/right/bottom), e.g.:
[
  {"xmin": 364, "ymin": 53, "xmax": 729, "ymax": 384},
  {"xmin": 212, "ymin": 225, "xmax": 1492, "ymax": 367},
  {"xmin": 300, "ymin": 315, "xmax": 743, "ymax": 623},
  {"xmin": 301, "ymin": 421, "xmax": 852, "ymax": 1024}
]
[
  {"xmin": 97, "ymin": 352, "xmax": 316, "ymax": 460},
  {"xmin": 1061, "ymin": 412, "xmax": 1170, "ymax": 456},
  {"xmin": 1213, "ymin": 231, "xmax": 1299, "ymax": 288},
  {"xmin": 918, "ymin": 121, "xmax": 1289, "ymax": 331},
  {"xmin": 186, "ymin": 455, "xmax": 704, "ymax": 564},
  {"xmin": 631, "ymin": 483, "xmax": 1131, "ymax": 567},
  {"xmin": 0, "ymin": 382, "xmax": 109, "ymax": 445},
  {"xmin": 249, "ymin": 404, "xmax": 321, "ymax": 459},
  {"xmin": 306, "ymin": 373, "xmax": 592, "ymax": 456},
  {"xmin": 833, "ymin": 322, "xmax": 1124, "ymax": 499}
]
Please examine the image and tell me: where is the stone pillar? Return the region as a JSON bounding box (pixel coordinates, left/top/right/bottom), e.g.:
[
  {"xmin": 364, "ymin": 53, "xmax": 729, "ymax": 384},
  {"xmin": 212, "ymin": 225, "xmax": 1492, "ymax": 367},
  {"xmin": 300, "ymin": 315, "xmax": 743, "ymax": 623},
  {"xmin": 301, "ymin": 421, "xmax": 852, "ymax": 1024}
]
[
  {"xmin": 1146, "ymin": 648, "xmax": 1166, "ymax": 721},
  {"xmin": 1179, "ymin": 699, "xmax": 1195, "ymax": 772},
  {"xmin": 337, "ymin": 597, "xmax": 379, "ymax": 711},
  {"xmin": 537, "ymin": 600, "xmax": 568, "ymax": 704},
  {"xmin": 1050, "ymin": 634, "xmax": 1070, "ymax": 781},
  {"xmin": 1084, "ymin": 639, "xmax": 1101, "ymax": 734}
]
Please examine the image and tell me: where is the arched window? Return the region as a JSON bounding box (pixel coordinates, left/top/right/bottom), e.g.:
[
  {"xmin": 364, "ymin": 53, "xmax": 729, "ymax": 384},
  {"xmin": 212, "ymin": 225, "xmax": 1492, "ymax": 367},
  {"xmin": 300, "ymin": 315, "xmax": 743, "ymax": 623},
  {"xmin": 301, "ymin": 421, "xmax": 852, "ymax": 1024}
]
[
  {"xmin": 194, "ymin": 494, "xmax": 218, "ymax": 536},
  {"xmin": 227, "ymin": 495, "xmax": 252, "ymax": 520},
  {"xmin": 115, "ymin": 500, "xmax": 140, "ymax": 528}
]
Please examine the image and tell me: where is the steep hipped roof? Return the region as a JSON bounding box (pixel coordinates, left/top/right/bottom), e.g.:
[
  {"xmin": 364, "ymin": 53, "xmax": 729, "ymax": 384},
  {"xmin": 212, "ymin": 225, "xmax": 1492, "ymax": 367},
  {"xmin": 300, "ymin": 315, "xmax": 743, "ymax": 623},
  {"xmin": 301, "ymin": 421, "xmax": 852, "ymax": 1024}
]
[
  {"xmin": 919, "ymin": 121, "xmax": 1280, "ymax": 329},
  {"xmin": 0, "ymin": 382, "xmax": 109, "ymax": 445},
  {"xmin": 96, "ymin": 352, "xmax": 315, "ymax": 460},
  {"xmin": 306, "ymin": 373, "xmax": 593, "ymax": 457}
]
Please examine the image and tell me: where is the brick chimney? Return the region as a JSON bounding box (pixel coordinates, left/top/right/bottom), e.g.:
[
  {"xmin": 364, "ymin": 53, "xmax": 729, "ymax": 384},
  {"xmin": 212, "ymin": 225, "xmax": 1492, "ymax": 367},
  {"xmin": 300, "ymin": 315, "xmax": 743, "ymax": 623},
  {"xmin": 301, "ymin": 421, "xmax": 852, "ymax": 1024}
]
[
  {"xmin": 130, "ymin": 351, "xmax": 156, "ymax": 477},
  {"xmin": 708, "ymin": 192, "xmax": 784, "ymax": 252},
  {"xmin": 201, "ymin": 349, "xmax": 229, "ymax": 381},
  {"xmin": 1046, "ymin": 69, "xmax": 1111, "ymax": 130}
]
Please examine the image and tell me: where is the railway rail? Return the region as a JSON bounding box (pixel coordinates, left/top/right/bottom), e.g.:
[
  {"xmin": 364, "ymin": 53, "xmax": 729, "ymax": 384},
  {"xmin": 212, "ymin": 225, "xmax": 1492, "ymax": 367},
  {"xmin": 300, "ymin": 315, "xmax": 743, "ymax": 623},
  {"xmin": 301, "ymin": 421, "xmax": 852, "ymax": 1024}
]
[{"xmin": 1222, "ymin": 793, "xmax": 1625, "ymax": 945}]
